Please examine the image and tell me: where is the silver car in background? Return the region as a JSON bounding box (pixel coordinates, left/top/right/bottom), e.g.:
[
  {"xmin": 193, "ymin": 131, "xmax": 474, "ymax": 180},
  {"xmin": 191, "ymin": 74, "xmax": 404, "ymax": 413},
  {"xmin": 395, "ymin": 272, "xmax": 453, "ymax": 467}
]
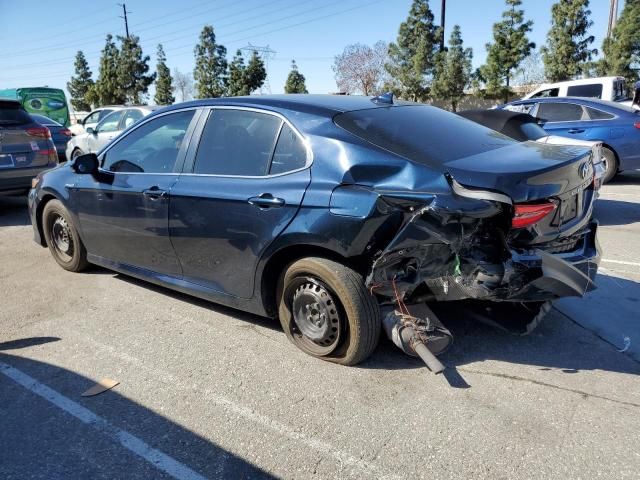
[{"xmin": 66, "ymin": 106, "xmax": 157, "ymax": 160}]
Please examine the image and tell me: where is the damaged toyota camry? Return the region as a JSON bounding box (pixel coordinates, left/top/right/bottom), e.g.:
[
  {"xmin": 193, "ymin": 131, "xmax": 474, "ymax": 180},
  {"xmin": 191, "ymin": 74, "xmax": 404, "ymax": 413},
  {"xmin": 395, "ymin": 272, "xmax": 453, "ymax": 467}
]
[{"xmin": 29, "ymin": 94, "xmax": 600, "ymax": 370}]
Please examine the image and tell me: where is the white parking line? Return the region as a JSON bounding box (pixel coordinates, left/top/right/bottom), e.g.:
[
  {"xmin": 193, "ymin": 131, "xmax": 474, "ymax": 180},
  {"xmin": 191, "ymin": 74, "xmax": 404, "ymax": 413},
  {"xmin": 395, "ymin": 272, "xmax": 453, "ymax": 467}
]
[
  {"xmin": 601, "ymin": 258, "xmax": 640, "ymax": 267},
  {"xmin": 0, "ymin": 362, "xmax": 208, "ymax": 480}
]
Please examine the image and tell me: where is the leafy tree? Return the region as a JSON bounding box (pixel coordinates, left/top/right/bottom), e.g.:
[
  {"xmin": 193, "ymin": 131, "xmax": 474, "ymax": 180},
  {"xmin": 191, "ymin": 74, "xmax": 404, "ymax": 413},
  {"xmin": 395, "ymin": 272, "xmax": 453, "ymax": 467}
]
[
  {"xmin": 385, "ymin": 0, "xmax": 439, "ymax": 102},
  {"xmin": 154, "ymin": 44, "xmax": 174, "ymax": 105},
  {"xmin": 431, "ymin": 25, "xmax": 473, "ymax": 111},
  {"xmin": 598, "ymin": 0, "xmax": 640, "ymax": 84},
  {"xmin": 284, "ymin": 60, "xmax": 308, "ymax": 94},
  {"xmin": 193, "ymin": 25, "xmax": 228, "ymax": 98},
  {"xmin": 67, "ymin": 51, "xmax": 94, "ymax": 111},
  {"xmin": 244, "ymin": 51, "xmax": 267, "ymax": 94},
  {"xmin": 91, "ymin": 34, "xmax": 124, "ymax": 106},
  {"xmin": 542, "ymin": 0, "xmax": 596, "ymax": 82},
  {"xmin": 173, "ymin": 69, "xmax": 193, "ymax": 102},
  {"xmin": 515, "ymin": 49, "xmax": 546, "ymax": 91},
  {"xmin": 117, "ymin": 35, "xmax": 155, "ymax": 104},
  {"xmin": 480, "ymin": 0, "xmax": 535, "ymax": 103},
  {"xmin": 227, "ymin": 50, "xmax": 247, "ymax": 96},
  {"xmin": 333, "ymin": 41, "xmax": 389, "ymax": 95}
]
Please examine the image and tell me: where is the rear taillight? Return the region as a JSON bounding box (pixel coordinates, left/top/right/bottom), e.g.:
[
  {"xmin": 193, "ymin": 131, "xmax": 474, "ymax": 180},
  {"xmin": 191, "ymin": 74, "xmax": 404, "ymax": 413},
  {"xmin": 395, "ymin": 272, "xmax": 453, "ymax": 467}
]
[
  {"xmin": 60, "ymin": 128, "xmax": 72, "ymax": 137},
  {"xmin": 634, "ymin": 121, "xmax": 640, "ymax": 129},
  {"xmin": 26, "ymin": 127, "xmax": 51, "ymax": 138},
  {"xmin": 512, "ymin": 202, "xmax": 557, "ymax": 229}
]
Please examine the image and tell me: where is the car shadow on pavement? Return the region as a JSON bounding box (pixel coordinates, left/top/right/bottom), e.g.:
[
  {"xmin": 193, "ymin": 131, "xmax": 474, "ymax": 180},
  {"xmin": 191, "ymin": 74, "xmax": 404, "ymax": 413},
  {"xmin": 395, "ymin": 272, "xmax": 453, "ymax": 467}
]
[
  {"xmin": 594, "ymin": 198, "xmax": 640, "ymax": 226},
  {"xmin": 0, "ymin": 196, "xmax": 30, "ymax": 227},
  {"xmin": 608, "ymin": 171, "xmax": 640, "ymax": 186},
  {"xmin": 0, "ymin": 337, "xmax": 277, "ymax": 479}
]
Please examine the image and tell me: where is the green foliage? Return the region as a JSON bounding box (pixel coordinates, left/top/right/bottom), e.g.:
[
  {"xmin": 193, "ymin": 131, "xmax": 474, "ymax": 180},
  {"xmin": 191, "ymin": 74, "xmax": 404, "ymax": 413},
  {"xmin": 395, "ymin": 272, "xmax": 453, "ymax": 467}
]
[
  {"xmin": 542, "ymin": 0, "xmax": 596, "ymax": 82},
  {"xmin": 385, "ymin": 0, "xmax": 439, "ymax": 101},
  {"xmin": 193, "ymin": 25, "xmax": 228, "ymax": 99},
  {"xmin": 599, "ymin": 0, "xmax": 640, "ymax": 84},
  {"xmin": 244, "ymin": 51, "xmax": 267, "ymax": 94},
  {"xmin": 284, "ymin": 60, "xmax": 308, "ymax": 94},
  {"xmin": 227, "ymin": 50, "xmax": 247, "ymax": 96},
  {"xmin": 431, "ymin": 26, "xmax": 473, "ymax": 111},
  {"xmin": 91, "ymin": 34, "xmax": 124, "ymax": 106},
  {"xmin": 117, "ymin": 35, "xmax": 155, "ymax": 104},
  {"xmin": 154, "ymin": 44, "xmax": 174, "ymax": 105},
  {"xmin": 480, "ymin": 0, "xmax": 535, "ymax": 103},
  {"xmin": 67, "ymin": 51, "xmax": 94, "ymax": 111},
  {"xmin": 226, "ymin": 50, "xmax": 267, "ymax": 96}
]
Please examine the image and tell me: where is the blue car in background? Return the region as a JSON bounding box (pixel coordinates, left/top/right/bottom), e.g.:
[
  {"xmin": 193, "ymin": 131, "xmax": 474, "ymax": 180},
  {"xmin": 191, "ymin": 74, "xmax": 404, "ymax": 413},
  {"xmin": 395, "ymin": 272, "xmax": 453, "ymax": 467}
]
[
  {"xmin": 500, "ymin": 97, "xmax": 640, "ymax": 182},
  {"xmin": 31, "ymin": 114, "xmax": 73, "ymax": 162}
]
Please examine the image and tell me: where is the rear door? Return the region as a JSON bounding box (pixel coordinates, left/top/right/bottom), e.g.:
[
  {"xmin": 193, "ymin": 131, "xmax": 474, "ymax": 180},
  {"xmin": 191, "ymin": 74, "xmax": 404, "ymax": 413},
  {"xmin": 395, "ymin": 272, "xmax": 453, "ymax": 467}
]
[
  {"xmin": 170, "ymin": 107, "xmax": 311, "ymax": 298},
  {"xmin": 536, "ymin": 102, "xmax": 591, "ymax": 140}
]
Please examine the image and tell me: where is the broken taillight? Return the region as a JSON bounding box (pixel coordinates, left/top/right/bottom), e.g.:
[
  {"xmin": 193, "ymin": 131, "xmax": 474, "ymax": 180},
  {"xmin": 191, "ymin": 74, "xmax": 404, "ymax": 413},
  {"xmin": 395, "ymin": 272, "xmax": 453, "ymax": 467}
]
[{"xmin": 512, "ymin": 202, "xmax": 557, "ymax": 229}]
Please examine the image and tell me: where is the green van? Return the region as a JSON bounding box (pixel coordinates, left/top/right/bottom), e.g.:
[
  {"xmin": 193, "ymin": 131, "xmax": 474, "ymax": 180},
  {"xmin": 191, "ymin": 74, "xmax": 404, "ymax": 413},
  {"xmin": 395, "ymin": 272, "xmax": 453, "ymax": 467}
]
[{"xmin": 0, "ymin": 87, "xmax": 70, "ymax": 126}]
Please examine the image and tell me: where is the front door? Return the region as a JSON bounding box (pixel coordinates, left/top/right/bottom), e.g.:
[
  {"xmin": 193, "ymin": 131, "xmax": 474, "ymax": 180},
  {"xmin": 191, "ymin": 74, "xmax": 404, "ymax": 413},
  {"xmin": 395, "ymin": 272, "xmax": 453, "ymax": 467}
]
[
  {"xmin": 71, "ymin": 109, "xmax": 199, "ymax": 276},
  {"xmin": 170, "ymin": 108, "xmax": 311, "ymax": 298},
  {"xmin": 87, "ymin": 110, "xmax": 125, "ymax": 153}
]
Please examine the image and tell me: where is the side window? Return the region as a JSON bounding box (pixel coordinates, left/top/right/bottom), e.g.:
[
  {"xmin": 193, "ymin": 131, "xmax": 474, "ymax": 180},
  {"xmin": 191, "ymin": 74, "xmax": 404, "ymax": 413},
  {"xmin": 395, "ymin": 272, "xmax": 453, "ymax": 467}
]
[
  {"xmin": 84, "ymin": 110, "xmax": 103, "ymax": 124},
  {"xmin": 122, "ymin": 109, "xmax": 144, "ymax": 129},
  {"xmin": 536, "ymin": 103, "xmax": 585, "ymax": 122},
  {"xmin": 97, "ymin": 109, "xmax": 114, "ymax": 121},
  {"xmin": 193, "ymin": 109, "xmax": 282, "ymax": 176},
  {"xmin": 97, "ymin": 110, "xmax": 125, "ymax": 133},
  {"xmin": 585, "ymin": 107, "xmax": 614, "ymax": 120},
  {"xmin": 503, "ymin": 103, "xmax": 535, "ymax": 115},
  {"xmin": 102, "ymin": 110, "xmax": 195, "ymax": 173},
  {"xmin": 269, "ymin": 124, "xmax": 308, "ymax": 174},
  {"xmin": 531, "ymin": 88, "xmax": 559, "ymax": 98},
  {"xmin": 566, "ymin": 83, "xmax": 603, "ymax": 98}
]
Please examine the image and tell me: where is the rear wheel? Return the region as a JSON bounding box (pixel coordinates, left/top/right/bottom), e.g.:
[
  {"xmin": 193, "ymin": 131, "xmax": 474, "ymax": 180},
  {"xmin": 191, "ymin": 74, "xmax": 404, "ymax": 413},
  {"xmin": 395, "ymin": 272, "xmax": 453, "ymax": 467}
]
[
  {"xmin": 278, "ymin": 257, "xmax": 380, "ymax": 366},
  {"xmin": 601, "ymin": 147, "xmax": 618, "ymax": 183},
  {"xmin": 42, "ymin": 199, "xmax": 89, "ymax": 272}
]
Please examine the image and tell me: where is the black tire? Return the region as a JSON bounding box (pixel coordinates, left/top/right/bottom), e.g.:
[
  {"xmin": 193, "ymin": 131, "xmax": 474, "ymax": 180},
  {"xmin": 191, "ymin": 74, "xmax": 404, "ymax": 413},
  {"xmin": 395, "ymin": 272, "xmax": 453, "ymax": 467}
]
[
  {"xmin": 42, "ymin": 199, "xmax": 89, "ymax": 272},
  {"xmin": 71, "ymin": 148, "xmax": 84, "ymax": 160},
  {"xmin": 277, "ymin": 257, "xmax": 380, "ymax": 366},
  {"xmin": 601, "ymin": 147, "xmax": 618, "ymax": 184}
]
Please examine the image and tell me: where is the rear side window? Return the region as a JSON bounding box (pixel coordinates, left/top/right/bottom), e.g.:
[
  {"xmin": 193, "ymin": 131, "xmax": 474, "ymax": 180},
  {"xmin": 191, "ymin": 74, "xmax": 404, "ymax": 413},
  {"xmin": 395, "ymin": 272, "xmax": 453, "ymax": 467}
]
[
  {"xmin": 334, "ymin": 105, "xmax": 515, "ymax": 166},
  {"xmin": 269, "ymin": 124, "xmax": 308, "ymax": 174},
  {"xmin": 536, "ymin": 103, "xmax": 585, "ymax": 122},
  {"xmin": 567, "ymin": 84, "xmax": 603, "ymax": 98},
  {"xmin": 585, "ymin": 107, "xmax": 614, "ymax": 120},
  {"xmin": 0, "ymin": 103, "xmax": 32, "ymax": 125},
  {"xmin": 193, "ymin": 109, "xmax": 282, "ymax": 176}
]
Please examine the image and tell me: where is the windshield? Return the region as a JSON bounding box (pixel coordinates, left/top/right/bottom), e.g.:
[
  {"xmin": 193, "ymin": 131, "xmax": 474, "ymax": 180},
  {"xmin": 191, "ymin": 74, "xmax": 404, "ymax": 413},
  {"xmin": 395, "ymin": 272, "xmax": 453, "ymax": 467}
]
[
  {"xmin": 0, "ymin": 104, "xmax": 33, "ymax": 125},
  {"xmin": 334, "ymin": 105, "xmax": 515, "ymax": 166}
]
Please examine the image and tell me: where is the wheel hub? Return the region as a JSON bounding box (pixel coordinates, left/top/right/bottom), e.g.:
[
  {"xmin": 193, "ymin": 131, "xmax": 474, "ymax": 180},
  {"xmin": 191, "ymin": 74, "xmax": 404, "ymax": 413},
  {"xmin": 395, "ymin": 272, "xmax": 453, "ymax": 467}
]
[
  {"xmin": 52, "ymin": 216, "xmax": 71, "ymax": 254},
  {"xmin": 292, "ymin": 282, "xmax": 340, "ymax": 348}
]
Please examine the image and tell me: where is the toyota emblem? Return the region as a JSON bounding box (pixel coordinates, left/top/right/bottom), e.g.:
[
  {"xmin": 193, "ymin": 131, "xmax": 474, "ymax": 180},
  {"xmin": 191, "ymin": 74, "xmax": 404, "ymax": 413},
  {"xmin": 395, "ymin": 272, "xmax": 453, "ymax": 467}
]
[{"xmin": 579, "ymin": 162, "xmax": 590, "ymax": 180}]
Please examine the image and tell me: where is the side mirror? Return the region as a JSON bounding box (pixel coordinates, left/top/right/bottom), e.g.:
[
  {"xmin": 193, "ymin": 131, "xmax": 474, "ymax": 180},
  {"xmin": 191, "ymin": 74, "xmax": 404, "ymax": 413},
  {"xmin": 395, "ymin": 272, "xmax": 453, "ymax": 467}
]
[
  {"xmin": 72, "ymin": 153, "xmax": 99, "ymax": 174},
  {"xmin": 86, "ymin": 127, "xmax": 96, "ymax": 135}
]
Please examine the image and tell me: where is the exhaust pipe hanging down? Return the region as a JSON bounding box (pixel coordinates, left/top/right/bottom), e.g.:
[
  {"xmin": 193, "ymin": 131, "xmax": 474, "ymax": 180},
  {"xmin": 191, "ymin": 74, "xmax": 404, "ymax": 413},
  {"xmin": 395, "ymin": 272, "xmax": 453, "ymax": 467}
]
[{"xmin": 382, "ymin": 303, "xmax": 453, "ymax": 374}]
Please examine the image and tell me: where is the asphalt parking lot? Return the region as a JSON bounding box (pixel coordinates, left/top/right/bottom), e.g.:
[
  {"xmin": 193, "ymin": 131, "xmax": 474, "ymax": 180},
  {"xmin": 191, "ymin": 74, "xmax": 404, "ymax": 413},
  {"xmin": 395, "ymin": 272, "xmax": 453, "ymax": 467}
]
[{"xmin": 1, "ymin": 174, "xmax": 639, "ymax": 479}]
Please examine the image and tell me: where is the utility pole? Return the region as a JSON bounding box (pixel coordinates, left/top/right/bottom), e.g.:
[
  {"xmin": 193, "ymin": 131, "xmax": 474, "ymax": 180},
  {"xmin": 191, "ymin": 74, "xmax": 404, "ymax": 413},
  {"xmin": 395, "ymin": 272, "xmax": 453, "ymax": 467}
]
[
  {"xmin": 440, "ymin": 0, "xmax": 446, "ymax": 51},
  {"xmin": 240, "ymin": 43, "xmax": 276, "ymax": 94},
  {"xmin": 607, "ymin": 0, "xmax": 618, "ymax": 38},
  {"xmin": 118, "ymin": 3, "xmax": 131, "ymax": 38}
]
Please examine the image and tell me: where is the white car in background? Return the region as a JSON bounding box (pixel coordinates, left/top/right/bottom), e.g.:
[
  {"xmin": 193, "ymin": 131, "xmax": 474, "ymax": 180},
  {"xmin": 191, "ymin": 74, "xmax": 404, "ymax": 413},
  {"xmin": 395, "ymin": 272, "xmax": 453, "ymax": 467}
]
[
  {"xmin": 66, "ymin": 106, "xmax": 157, "ymax": 160},
  {"xmin": 523, "ymin": 76, "xmax": 630, "ymax": 104},
  {"xmin": 68, "ymin": 106, "xmax": 127, "ymax": 136}
]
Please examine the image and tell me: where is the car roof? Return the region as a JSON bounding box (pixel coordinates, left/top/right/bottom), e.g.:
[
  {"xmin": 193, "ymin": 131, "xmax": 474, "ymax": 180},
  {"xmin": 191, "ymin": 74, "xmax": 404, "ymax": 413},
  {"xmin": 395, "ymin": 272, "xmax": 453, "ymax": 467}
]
[
  {"xmin": 154, "ymin": 94, "xmax": 416, "ymax": 118},
  {"xmin": 508, "ymin": 96, "xmax": 636, "ymax": 112},
  {"xmin": 534, "ymin": 76, "xmax": 624, "ymax": 89}
]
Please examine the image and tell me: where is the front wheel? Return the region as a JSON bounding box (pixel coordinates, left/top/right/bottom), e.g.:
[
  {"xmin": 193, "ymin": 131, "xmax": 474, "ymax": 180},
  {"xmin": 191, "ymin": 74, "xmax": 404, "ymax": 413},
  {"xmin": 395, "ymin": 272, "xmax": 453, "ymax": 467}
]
[
  {"xmin": 71, "ymin": 148, "xmax": 84, "ymax": 160},
  {"xmin": 278, "ymin": 257, "xmax": 380, "ymax": 366},
  {"xmin": 42, "ymin": 199, "xmax": 89, "ymax": 272},
  {"xmin": 601, "ymin": 147, "xmax": 618, "ymax": 183}
]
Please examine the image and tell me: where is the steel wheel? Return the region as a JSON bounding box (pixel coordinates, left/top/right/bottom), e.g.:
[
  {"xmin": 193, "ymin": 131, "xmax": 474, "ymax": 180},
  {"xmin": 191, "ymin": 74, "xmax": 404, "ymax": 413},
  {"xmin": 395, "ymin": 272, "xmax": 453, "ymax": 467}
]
[
  {"xmin": 42, "ymin": 199, "xmax": 89, "ymax": 272},
  {"xmin": 601, "ymin": 147, "xmax": 618, "ymax": 183},
  {"xmin": 50, "ymin": 214, "xmax": 74, "ymax": 262},
  {"xmin": 288, "ymin": 278, "xmax": 343, "ymax": 356}
]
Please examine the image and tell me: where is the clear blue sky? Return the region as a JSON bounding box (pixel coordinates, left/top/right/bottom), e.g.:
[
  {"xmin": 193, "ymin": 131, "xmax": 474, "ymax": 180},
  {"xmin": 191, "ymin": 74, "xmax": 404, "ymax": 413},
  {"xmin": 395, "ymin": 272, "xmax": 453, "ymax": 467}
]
[{"xmin": 0, "ymin": 0, "xmax": 619, "ymax": 104}]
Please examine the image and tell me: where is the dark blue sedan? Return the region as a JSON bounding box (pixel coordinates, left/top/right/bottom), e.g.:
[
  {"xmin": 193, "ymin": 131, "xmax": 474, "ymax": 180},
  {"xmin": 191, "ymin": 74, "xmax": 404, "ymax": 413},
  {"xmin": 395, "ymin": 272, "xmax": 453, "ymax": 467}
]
[
  {"xmin": 28, "ymin": 95, "xmax": 601, "ymax": 366},
  {"xmin": 499, "ymin": 96, "xmax": 640, "ymax": 182},
  {"xmin": 31, "ymin": 113, "xmax": 73, "ymax": 163}
]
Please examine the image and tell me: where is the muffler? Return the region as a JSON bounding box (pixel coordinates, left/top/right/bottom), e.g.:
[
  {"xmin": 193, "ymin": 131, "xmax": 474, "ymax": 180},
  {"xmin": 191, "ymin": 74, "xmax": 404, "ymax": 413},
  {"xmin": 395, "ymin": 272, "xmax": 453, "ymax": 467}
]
[{"xmin": 382, "ymin": 303, "xmax": 453, "ymax": 374}]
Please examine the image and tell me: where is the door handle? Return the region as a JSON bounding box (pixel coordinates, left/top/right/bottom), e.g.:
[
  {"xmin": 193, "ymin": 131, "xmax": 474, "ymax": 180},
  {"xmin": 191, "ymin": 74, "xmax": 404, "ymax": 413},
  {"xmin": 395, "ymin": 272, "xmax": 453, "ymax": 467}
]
[
  {"xmin": 143, "ymin": 187, "xmax": 168, "ymax": 200},
  {"xmin": 248, "ymin": 193, "xmax": 285, "ymax": 209},
  {"xmin": 568, "ymin": 129, "xmax": 585, "ymax": 134}
]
